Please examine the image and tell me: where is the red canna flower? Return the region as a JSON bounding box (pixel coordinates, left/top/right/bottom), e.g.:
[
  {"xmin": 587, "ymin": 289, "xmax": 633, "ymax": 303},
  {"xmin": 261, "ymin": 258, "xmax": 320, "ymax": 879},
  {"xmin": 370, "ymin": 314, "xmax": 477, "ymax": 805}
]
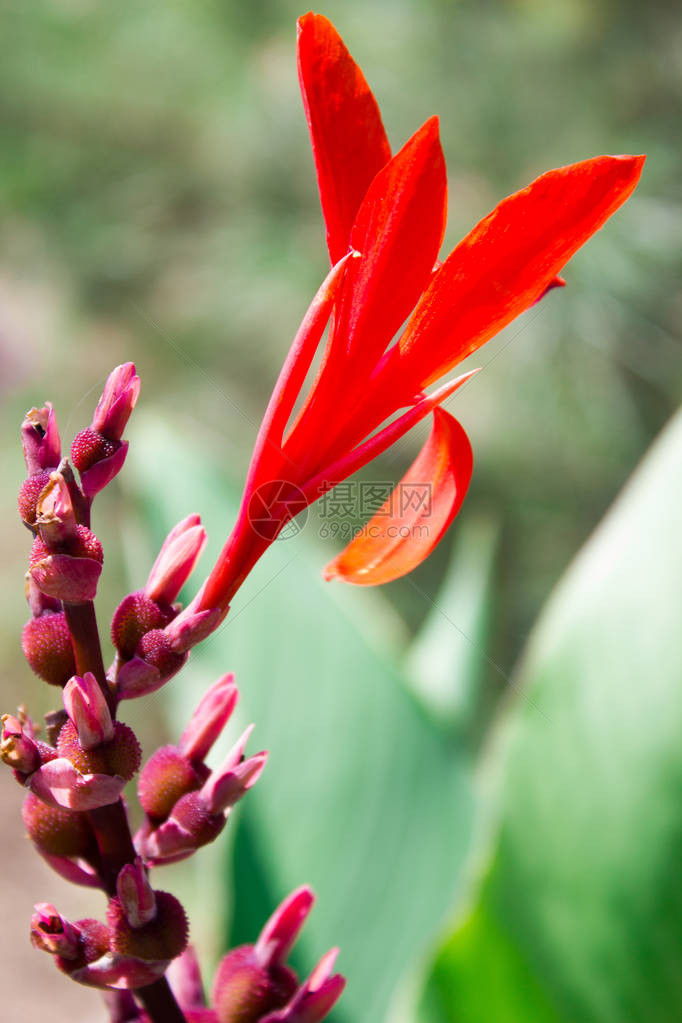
[{"xmin": 171, "ymin": 11, "xmax": 644, "ymax": 640}]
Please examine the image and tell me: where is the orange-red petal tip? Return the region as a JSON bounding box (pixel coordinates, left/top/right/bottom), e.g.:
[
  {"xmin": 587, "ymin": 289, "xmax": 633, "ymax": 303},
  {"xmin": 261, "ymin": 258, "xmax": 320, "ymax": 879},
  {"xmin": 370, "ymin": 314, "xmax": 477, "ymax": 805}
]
[{"xmin": 322, "ymin": 409, "xmax": 473, "ymax": 586}]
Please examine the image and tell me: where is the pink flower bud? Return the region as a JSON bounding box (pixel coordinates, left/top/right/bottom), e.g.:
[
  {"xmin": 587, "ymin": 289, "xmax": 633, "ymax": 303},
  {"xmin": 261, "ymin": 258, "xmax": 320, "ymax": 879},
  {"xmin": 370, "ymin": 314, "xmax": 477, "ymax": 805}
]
[
  {"xmin": 63, "ymin": 672, "xmax": 114, "ymax": 750},
  {"xmin": 107, "ymin": 887, "xmax": 188, "ymax": 964},
  {"xmin": 165, "ymin": 592, "xmax": 227, "ymax": 653},
  {"xmin": 211, "ymin": 945, "xmax": 297, "ymax": 1023},
  {"xmin": 111, "ymin": 591, "xmax": 174, "ymax": 660},
  {"xmin": 92, "ymin": 363, "xmax": 140, "ymax": 441},
  {"xmin": 21, "ymin": 403, "xmax": 61, "ymax": 474},
  {"xmin": 57, "ymin": 717, "xmax": 141, "ymax": 781},
  {"xmin": 255, "ymin": 887, "xmax": 315, "ymax": 969},
  {"xmin": 261, "ymin": 950, "xmax": 345, "ymax": 1023},
  {"xmin": 179, "ymin": 674, "xmax": 238, "ymax": 763},
  {"xmin": 22, "ymin": 610, "xmax": 76, "ymax": 687},
  {"xmin": 137, "ymin": 745, "xmax": 205, "ymax": 822},
  {"xmin": 117, "ymin": 859, "xmax": 157, "ymax": 929},
  {"xmin": 18, "ymin": 469, "xmax": 53, "ymax": 528},
  {"xmin": 72, "ymin": 427, "xmax": 130, "ymax": 498},
  {"xmin": 1, "ymin": 714, "xmax": 41, "ymax": 774},
  {"xmin": 30, "ymin": 903, "xmax": 80, "ymax": 959},
  {"xmin": 146, "ymin": 515, "xmax": 207, "ymax": 605}
]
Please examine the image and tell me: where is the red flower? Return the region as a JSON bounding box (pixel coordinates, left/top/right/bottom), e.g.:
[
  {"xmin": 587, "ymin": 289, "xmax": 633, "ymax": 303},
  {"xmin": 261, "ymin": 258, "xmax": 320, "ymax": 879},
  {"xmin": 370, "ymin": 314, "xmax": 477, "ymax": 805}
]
[{"xmin": 180, "ymin": 12, "xmax": 644, "ymax": 630}]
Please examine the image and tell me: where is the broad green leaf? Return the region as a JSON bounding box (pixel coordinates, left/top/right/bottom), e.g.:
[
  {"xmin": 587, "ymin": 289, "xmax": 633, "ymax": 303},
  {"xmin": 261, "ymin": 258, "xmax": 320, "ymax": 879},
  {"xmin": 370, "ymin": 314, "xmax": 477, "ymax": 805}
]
[
  {"xmin": 417, "ymin": 408, "xmax": 682, "ymax": 1023},
  {"xmin": 125, "ymin": 415, "xmax": 476, "ymax": 1023},
  {"xmin": 405, "ymin": 515, "xmax": 499, "ymax": 735}
]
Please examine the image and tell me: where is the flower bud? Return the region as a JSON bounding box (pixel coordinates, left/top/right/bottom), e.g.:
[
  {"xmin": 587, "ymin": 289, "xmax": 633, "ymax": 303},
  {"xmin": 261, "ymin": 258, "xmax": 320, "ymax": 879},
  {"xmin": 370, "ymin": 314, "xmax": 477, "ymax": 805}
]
[
  {"xmin": 179, "ymin": 674, "xmax": 238, "ymax": 764},
  {"xmin": 57, "ymin": 718, "xmax": 141, "ymax": 781},
  {"xmin": 21, "ymin": 404, "xmax": 61, "ymax": 475},
  {"xmin": 165, "ymin": 597, "xmax": 227, "ymax": 654},
  {"xmin": 261, "ymin": 950, "xmax": 345, "ymax": 1023},
  {"xmin": 145, "ymin": 515, "xmax": 207, "ymax": 606},
  {"xmin": 18, "ymin": 469, "xmax": 52, "ymax": 528},
  {"xmin": 111, "ymin": 592, "xmax": 174, "ymax": 661},
  {"xmin": 35, "ymin": 471, "xmax": 78, "ymax": 547},
  {"xmin": 22, "ymin": 790, "xmax": 96, "ymax": 859},
  {"xmin": 1, "ymin": 714, "xmax": 42, "ymax": 774},
  {"xmin": 71, "ymin": 427, "xmax": 130, "ymax": 499},
  {"xmin": 137, "ymin": 746, "xmax": 204, "ymax": 822},
  {"xmin": 22, "ymin": 611, "xmax": 77, "ymax": 687},
  {"xmin": 30, "ymin": 903, "xmax": 80, "ymax": 959},
  {"xmin": 29, "ymin": 523, "xmax": 103, "ymax": 603},
  {"xmin": 63, "ymin": 672, "xmax": 114, "ymax": 750},
  {"xmin": 254, "ymin": 887, "xmax": 314, "ymax": 969},
  {"xmin": 107, "ymin": 887, "xmax": 188, "ymax": 963},
  {"xmin": 115, "ymin": 630, "xmax": 188, "ymax": 700},
  {"xmin": 212, "ymin": 946, "xmax": 297, "ymax": 1023},
  {"xmin": 92, "ymin": 363, "xmax": 140, "ymax": 441}
]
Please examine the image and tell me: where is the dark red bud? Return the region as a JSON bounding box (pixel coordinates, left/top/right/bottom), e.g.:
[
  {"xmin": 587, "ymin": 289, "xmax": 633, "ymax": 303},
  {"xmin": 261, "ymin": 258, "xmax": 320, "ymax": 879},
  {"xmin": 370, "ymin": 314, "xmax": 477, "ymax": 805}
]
[
  {"xmin": 107, "ymin": 890, "xmax": 189, "ymax": 962},
  {"xmin": 57, "ymin": 719, "xmax": 141, "ymax": 782},
  {"xmin": 22, "ymin": 612, "xmax": 76, "ymax": 687},
  {"xmin": 71, "ymin": 427, "xmax": 118, "ymax": 474},
  {"xmin": 18, "ymin": 470, "xmax": 53, "ymax": 527},
  {"xmin": 212, "ymin": 947, "xmax": 297, "ymax": 1023},
  {"xmin": 166, "ymin": 790, "xmax": 226, "ymax": 849},
  {"xmin": 22, "ymin": 791, "xmax": 96, "ymax": 859},
  {"xmin": 30, "ymin": 524, "xmax": 103, "ymax": 566},
  {"xmin": 111, "ymin": 593, "xmax": 174, "ymax": 661},
  {"xmin": 138, "ymin": 746, "xmax": 205, "ymax": 822},
  {"xmin": 135, "ymin": 629, "xmax": 186, "ymax": 680}
]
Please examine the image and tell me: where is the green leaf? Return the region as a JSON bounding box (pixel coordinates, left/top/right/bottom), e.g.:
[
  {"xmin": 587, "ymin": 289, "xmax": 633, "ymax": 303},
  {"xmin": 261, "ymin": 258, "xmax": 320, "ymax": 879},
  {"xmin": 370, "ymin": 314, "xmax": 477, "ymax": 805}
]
[
  {"xmin": 125, "ymin": 415, "xmax": 476, "ymax": 1023},
  {"xmin": 405, "ymin": 514, "xmax": 499, "ymax": 736},
  {"xmin": 418, "ymin": 409, "xmax": 682, "ymax": 1023}
]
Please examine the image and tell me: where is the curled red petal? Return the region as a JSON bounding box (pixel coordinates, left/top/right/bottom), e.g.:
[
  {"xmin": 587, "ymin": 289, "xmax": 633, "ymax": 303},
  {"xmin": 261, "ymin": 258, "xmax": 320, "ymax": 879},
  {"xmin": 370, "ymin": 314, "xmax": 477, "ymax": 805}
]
[
  {"xmin": 323, "ymin": 409, "xmax": 473, "ymax": 586},
  {"xmin": 392, "ymin": 154, "xmax": 645, "ymax": 388},
  {"xmin": 297, "ymin": 12, "xmax": 391, "ymax": 264}
]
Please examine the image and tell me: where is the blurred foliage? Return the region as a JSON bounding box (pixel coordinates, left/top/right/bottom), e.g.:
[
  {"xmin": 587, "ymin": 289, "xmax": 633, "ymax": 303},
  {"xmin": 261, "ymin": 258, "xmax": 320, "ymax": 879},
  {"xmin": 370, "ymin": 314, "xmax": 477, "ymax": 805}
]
[
  {"xmin": 0, "ymin": 1, "xmax": 680, "ymax": 1021},
  {"xmin": 414, "ymin": 408, "xmax": 682, "ymax": 1023}
]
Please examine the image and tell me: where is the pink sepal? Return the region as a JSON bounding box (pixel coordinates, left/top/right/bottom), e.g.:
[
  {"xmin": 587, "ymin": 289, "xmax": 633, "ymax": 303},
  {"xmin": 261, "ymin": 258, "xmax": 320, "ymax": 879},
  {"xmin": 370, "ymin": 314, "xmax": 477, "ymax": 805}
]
[
  {"xmin": 135, "ymin": 815, "xmax": 195, "ymax": 861},
  {"xmin": 80, "ymin": 441, "xmax": 129, "ymax": 498},
  {"xmin": 145, "ymin": 515, "xmax": 207, "ymax": 605},
  {"xmin": 27, "ymin": 757, "xmax": 125, "ymax": 810},
  {"xmin": 30, "ymin": 553, "xmax": 102, "ymax": 603},
  {"xmin": 255, "ymin": 886, "xmax": 315, "ymax": 968},
  {"xmin": 38, "ymin": 850, "xmax": 101, "ymax": 888},
  {"xmin": 63, "ymin": 672, "xmax": 114, "ymax": 750},
  {"xmin": 66, "ymin": 951, "xmax": 169, "ymax": 990},
  {"xmin": 92, "ymin": 363, "xmax": 140, "ymax": 441},
  {"xmin": 117, "ymin": 858, "xmax": 157, "ymax": 928},
  {"xmin": 179, "ymin": 674, "xmax": 238, "ymax": 762},
  {"xmin": 116, "ymin": 652, "xmax": 187, "ymax": 700},
  {"xmin": 165, "ymin": 604, "xmax": 226, "ymax": 654},
  {"xmin": 167, "ymin": 946, "xmax": 206, "ymax": 1012},
  {"xmin": 199, "ymin": 740, "xmax": 267, "ymax": 815}
]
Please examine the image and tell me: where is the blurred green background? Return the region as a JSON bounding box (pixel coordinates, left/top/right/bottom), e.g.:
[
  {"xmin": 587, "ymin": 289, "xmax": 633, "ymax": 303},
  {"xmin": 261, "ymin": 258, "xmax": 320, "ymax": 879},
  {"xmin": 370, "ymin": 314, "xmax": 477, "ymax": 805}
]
[{"xmin": 0, "ymin": 1, "xmax": 680, "ymax": 1021}]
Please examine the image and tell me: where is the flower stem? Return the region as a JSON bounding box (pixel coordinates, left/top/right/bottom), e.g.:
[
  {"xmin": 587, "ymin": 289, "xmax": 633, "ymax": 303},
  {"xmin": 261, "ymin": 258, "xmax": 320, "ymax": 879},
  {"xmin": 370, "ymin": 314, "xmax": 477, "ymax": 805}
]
[
  {"xmin": 137, "ymin": 978, "xmax": 188, "ymax": 1023},
  {"xmin": 62, "ymin": 599, "xmax": 114, "ymax": 712}
]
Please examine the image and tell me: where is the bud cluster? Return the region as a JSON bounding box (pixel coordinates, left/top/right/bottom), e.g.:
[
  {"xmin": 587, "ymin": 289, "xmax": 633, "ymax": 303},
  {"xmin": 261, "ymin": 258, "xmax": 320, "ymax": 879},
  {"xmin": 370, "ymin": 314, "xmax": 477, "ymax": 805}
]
[{"xmin": 4, "ymin": 362, "xmax": 344, "ymax": 1022}]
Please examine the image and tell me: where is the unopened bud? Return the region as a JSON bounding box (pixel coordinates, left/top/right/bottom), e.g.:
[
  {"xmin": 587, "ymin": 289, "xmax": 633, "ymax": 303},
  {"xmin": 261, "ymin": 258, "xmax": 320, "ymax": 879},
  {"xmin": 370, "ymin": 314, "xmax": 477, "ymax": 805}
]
[
  {"xmin": 145, "ymin": 515, "xmax": 207, "ymax": 605},
  {"xmin": 107, "ymin": 888, "xmax": 188, "ymax": 963},
  {"xmin": 261, "ymin": 950, "xmax": 345, "ymax": 1023},
  {"xmin": 21, "ymin": 404, "xmax": 61, "ymax": 475},
  {"xmin": 1, "ymin": 714, "xmax": 41, "ymax": 773},
  {"xmin": 35, "ymin": 471, "xmax": 78, "ymax": 547},
  {"xmin": 63, "ymin": 673, "xmax": 114, "ymax": 750},
  {"xmin": 92, "ymin": 363, "xmax": 140, "ymax": 441},
  {"xmin": 255, "ymin": 887, "xmax": 314, "ymax": 969},
  {"xmin": 29, "ymin": 523, "xmax": 103, "ymax": 603},
  {"xmin": 22, "ymin": 611, "xmax": 77, "ymax": 687},
  {"xmin": 179, "ymin": 674, "xmax": 238, "ymax": 763},
  {"xmin": 30, "ymin": 903, "xmax": 80, "ymax": 959}
]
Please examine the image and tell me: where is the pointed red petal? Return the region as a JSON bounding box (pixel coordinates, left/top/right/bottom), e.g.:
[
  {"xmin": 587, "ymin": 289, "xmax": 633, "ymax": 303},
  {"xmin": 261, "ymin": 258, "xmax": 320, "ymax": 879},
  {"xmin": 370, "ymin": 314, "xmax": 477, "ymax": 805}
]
[
  {"xmin": 323, "ymin": 409, "xmax": 473, "ymax": 586},
  {"xmin": 297, "ymin": 12, "xmax": 392, "ymax": 264},
  {"xmin": 393, "ymin": 154, "xmax": 645, "ymax": 387},
  {"xmin": 283, "ymin": 118, "xmax": 447, "ymax": 479}
]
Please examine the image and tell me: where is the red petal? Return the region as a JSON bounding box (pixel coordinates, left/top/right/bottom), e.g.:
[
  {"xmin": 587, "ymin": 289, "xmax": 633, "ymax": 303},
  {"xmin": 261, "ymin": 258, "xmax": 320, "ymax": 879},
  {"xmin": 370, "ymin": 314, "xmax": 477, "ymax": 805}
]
[
  {"xmin": 297, "ymin": 13, "xmax": 392, "ymax": 264},
  {"xmin": 323, "ymin": 409, "xmax": 473, "ymax": 586},
  {"xmin": 283, "ymin": 118, "xmax": 447, "ymax": 478},
  {"xmin": 392, "ymin": 154, "xmax": 645, "ymax": 388}
]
